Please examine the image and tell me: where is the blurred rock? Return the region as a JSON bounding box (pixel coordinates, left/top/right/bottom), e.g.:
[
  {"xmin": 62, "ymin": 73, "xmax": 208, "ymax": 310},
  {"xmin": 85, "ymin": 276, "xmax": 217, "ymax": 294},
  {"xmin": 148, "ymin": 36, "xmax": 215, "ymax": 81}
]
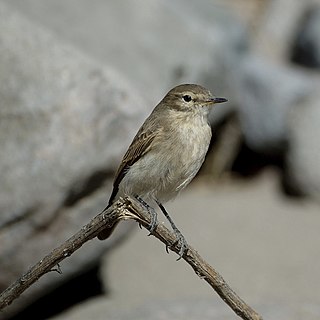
[
  {"xmin": 0, "ymin": 2, "xmax": 146, "ymax": 317},
  {"xmin": 252, "ymin": 0, "xmax": 309, "ymax": 62},
  {"xmin": 215, "ymin": 0, "xmax": 266, "ymax": 27},
  {"xmin": 229, "ymin": 54, "xmax": 313, "ymax": 154},
  {"xmin": 286, "ymin": 90, "xmax": 320, "ymax": 198},
  {"xmin": 2, "ymin": 0, "xmax": 246, "ymax": 118},
  {"xmin": 291, "ymin": 5, "xmax": 320, "ymax": 68}
]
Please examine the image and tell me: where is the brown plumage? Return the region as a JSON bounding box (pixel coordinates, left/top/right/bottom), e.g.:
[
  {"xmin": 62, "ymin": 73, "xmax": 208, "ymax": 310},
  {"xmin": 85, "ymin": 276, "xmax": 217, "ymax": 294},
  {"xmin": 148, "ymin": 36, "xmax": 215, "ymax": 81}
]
[{"xmin": 97, "ymin": 84, "xmax": 227, "ymax": 250}]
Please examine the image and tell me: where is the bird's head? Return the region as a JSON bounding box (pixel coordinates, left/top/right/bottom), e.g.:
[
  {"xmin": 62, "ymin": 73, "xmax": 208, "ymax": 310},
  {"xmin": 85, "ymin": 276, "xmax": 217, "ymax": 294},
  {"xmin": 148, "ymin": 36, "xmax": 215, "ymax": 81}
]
[{"xmin": 162, "ymin": 84, "xmax": 227, "ymax": 112}]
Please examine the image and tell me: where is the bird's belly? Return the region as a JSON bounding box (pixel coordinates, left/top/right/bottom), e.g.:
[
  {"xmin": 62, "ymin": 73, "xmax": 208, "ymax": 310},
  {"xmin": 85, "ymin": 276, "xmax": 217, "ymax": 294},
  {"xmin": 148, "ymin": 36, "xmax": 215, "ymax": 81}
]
[{"xmin": 120, "ymin": 123, "xmax": 211, "ymax": 202}]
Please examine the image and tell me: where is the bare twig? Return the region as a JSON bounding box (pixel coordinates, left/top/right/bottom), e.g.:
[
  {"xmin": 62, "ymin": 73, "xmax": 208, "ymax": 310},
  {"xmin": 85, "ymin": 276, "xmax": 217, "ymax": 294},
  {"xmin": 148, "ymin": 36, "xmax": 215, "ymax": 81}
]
[{"xmin": 0, "ymin": 197, "xmax": 263, "ymax": 320}]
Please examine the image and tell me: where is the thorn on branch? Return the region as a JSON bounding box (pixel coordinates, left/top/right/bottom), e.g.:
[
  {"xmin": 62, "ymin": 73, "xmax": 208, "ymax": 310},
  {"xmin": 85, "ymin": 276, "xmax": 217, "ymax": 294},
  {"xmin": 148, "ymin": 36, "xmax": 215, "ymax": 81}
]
[{"xmin": 46, "ymin": 263, "xmax": 63, "ymax": 275}]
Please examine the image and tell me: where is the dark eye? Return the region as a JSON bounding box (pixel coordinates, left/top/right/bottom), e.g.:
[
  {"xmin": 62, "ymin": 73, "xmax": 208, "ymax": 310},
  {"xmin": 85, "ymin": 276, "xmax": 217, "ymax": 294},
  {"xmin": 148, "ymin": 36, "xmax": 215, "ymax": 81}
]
[{"xmin": 182, "ymin": 95, "xmax": 192, "ymax": 102}]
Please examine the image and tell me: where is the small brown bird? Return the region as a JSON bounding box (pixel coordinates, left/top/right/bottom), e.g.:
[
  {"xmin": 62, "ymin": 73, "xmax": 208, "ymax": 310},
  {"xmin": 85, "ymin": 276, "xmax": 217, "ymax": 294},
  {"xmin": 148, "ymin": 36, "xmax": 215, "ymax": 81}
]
[{"xmin": 98, "ymin": 84, "xmax": 227, "ymax": 258}]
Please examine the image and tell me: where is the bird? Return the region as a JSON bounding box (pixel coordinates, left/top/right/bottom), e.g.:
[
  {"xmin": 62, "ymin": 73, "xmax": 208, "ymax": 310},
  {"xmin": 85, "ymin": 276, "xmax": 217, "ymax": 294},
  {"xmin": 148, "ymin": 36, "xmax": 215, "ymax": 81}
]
[{"xmin": 97, "ymin": 84, "xmax": 227, "ymax": 258}]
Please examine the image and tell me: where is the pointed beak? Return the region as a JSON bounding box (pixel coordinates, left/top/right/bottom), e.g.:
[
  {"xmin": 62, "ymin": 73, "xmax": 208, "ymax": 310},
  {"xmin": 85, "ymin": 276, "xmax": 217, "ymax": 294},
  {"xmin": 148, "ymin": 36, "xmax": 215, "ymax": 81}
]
[{"xmin": 211, "ymin": 97, "xmax": 228, "ymax": 104}]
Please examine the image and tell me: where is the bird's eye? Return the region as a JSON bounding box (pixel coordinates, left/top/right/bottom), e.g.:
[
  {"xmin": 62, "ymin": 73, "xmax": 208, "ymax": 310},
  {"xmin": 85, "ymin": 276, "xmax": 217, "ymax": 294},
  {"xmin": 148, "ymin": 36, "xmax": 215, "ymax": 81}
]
[{"xmin": 182, "ymin": 95, "xmax": 192, "ymax": 102}]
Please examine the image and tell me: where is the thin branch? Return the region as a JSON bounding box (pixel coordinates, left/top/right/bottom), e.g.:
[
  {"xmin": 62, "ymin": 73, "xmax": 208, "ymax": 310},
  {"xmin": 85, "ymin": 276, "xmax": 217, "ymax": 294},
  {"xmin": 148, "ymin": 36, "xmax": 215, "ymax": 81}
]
[
  {"xmin": 125, "ymin": 198, "xmax": 263, "ymax": 320},
  {"xmin": 0, "ymin": 197, "xmax": 263, "ymax": 320},
  {"xmin": 0, "ymin": 200, "xmax": 124, "ymax": 310}
]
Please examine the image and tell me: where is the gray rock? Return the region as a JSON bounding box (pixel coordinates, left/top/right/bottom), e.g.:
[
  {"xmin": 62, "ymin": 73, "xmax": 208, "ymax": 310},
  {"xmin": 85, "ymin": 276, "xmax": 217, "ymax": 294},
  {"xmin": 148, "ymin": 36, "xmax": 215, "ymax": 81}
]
[
  {"xmin": 252, "ymin": 0, "xmax": 310, "ymax": 62},
  {"xmin": 291, "ymin": 5, "xmax": 320, "ymax": 68},
  {"xmin": 0, "ymin": 2, "xmax": 146, "ymax": 317},
  {"xmin": 2, "ymin": 0, "xmax": 246, "ymax": 118},
  {"xmin": 287, "ymin": 89, "xmax": 320, "ymax": 198},
  {"xmin": 229, "ymin": 54, "xmax": 313, "ymax": 153}
]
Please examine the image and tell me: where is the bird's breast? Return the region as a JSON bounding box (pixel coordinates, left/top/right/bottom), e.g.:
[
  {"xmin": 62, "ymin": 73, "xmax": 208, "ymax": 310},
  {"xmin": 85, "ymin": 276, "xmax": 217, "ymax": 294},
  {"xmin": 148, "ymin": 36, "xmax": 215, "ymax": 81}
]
[
  {"xmin": 119, "ymin": 114, "xmax": 212, "ymax": 203},
  {"xmin": 172, "ymin": 117, "xmax": 211, "ymax": 174},
  {"xmin": 154, "ymin": 115, "xmax": 212, "ymax": 197}
]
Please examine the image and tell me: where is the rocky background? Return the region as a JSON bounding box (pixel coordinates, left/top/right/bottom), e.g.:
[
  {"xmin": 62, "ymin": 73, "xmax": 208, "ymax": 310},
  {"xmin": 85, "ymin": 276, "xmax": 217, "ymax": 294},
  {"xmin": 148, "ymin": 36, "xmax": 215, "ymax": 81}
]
[{"xmin": 0, "ymin": 0, "xmax": 320, "ymax": 319}]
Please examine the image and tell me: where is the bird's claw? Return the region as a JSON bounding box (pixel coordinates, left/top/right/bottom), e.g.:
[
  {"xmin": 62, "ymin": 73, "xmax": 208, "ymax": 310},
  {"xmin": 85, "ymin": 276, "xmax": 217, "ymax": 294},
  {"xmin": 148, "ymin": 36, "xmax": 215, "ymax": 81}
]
[
  {"xmin": 175, "ymin": 232, "xmax": 188, "ymax": 260},
  {"xmin": 169, "ymin": 229, "xmax": 188, "ymax": 260},
  {"xmin": 147, "ymin": 215, "xmax": 158, "ymax": 235},
  {"xmin": 134, "ymin": 196, "xmax": 158, "ymax": 235}
]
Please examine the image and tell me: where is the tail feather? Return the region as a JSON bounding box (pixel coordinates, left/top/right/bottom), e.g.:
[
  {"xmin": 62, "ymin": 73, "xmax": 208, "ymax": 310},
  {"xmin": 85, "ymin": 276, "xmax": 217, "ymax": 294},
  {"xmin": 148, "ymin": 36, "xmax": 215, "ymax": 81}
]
[
  {"xmin": 97, "ymin": 201, "xmax": 118, "ymax": 240},
  {"xmin": 97, "ymin": 221, "xmax": 119, "ymax": 240}
]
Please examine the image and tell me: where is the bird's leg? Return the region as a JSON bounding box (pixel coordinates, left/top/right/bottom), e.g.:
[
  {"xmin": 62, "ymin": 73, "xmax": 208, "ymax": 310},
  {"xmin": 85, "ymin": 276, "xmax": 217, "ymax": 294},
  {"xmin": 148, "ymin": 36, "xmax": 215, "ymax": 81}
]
[
  {"xmin": 135, "ymin": 196, "xmax": 158, "ymax": 234},
  {"xmin": 155, "ymin": 200, "xmax": 188, "ymax": 260}
]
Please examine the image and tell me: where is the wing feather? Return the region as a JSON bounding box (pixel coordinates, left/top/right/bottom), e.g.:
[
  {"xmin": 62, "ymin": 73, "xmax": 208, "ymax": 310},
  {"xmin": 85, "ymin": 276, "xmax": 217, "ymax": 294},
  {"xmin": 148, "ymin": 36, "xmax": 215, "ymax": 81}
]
[{"xmin": 108, "ymin": 126, "xmax": 160, "ymax": 205}]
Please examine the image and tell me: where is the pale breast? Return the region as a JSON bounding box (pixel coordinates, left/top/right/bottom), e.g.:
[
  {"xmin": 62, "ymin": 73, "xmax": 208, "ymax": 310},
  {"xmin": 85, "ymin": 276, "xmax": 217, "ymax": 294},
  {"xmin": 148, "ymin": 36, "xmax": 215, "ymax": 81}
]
[
  {"xmin": 119, "ymin": 112, "xmax": 212, "ymax": 203},
  {"xmin": 172, "ymin": 117, "xmax": 211, "ymax": 191}
]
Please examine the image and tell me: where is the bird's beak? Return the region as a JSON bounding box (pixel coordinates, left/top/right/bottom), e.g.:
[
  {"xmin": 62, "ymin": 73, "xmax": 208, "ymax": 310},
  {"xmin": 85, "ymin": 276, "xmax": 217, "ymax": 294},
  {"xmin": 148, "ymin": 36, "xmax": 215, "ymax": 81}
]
[{"xmin": 211, "ymin": 97, "xmax": 228, "ymax": 104}]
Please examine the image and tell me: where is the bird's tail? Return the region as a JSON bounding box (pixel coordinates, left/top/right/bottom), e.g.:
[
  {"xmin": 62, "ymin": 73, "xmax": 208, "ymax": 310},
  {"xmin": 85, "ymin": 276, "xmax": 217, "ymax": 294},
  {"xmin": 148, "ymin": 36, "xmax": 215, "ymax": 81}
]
[
  {"xmin": 97, "ymin": 203, "xmax": 119, "ymax": 240},
  {"xmin": 97, "ymin": 222, "xmax": 119, "ymax": 240}
]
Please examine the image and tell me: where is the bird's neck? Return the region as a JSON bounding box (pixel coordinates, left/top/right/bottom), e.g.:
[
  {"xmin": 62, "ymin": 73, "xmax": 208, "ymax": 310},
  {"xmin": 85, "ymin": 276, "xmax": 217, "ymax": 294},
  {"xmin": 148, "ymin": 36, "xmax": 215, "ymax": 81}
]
[{"xmin": 168, "ymin": 106, "xmax": 210, "ymax": 126}]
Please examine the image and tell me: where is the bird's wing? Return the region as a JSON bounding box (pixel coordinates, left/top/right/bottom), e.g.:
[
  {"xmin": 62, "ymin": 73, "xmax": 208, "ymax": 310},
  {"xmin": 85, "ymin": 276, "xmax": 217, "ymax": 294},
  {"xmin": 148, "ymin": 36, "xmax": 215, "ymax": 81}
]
[{"xmin": 108, "ymin": 126, "xmax": 161, "ymax": 205}]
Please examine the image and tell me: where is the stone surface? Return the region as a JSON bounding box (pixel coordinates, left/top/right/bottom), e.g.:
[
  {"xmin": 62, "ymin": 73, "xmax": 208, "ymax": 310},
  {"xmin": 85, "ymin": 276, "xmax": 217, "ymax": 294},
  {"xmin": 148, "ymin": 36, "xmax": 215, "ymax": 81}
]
[
  {"xmin": 291, "ymin": 4, "xmax": 320, "ymax": 68},
  {"xmin": 1, "ymin": 0, "xmax": 245, "ymax": 120},
  {"xmin": 229, "ymin": 54, "xmax": 313, "ymax": 153},
  {"xmin": 0, "ymin": 2, "xmax": 146, "ymax": 317},
  {"xmin": 252, "ymin": 0, "xmax": 314, "ymax": 62},
  {"xmin": 286, "ymin": 90, "xmax": 320, "ymax": 198},
  {"xmin": 50, "ymin": 171, "xmax": 320, "ymax": 320}
]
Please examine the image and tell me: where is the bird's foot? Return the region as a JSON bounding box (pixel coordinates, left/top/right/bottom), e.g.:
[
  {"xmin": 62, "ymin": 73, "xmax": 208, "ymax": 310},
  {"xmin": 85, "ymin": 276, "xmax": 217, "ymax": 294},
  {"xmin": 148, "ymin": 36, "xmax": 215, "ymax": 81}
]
[
  {"xmin": 154, "ymin": 200, "xmax": 188, "ymax": 260},
  {"xmin": 171, "ymin": 227, "xmax": 188, "ymax": 260},
  {"xmin": 135, "ymin": 196, "xmax": 158, "ymax": 234}
]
